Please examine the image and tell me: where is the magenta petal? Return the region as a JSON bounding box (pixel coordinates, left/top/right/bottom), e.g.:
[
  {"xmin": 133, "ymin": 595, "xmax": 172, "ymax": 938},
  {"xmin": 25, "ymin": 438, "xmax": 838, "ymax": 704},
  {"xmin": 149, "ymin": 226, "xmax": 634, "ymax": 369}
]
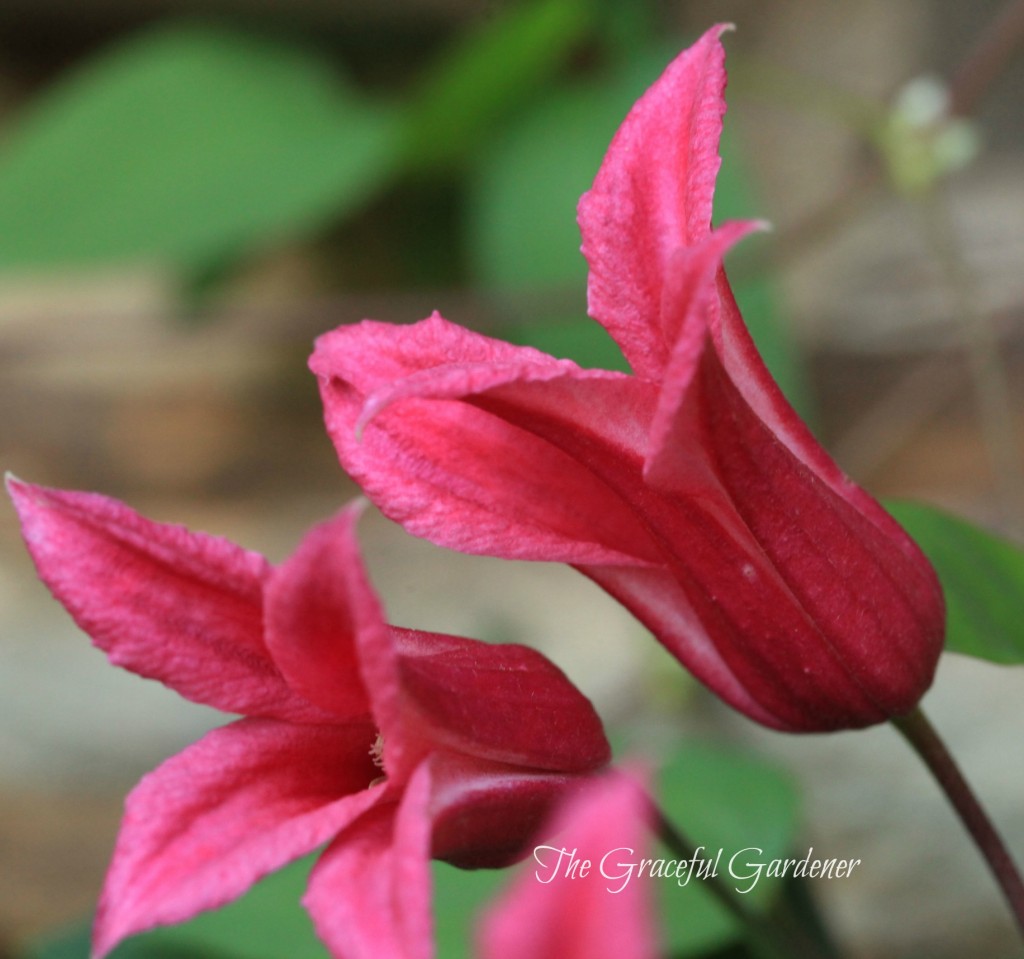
[
  {"xmin": 578, "ymin": 25, "xmax": 730, "ymax": 378},
  {"xmin": 393, "ymin": 629, "xmax": 609, "ymax": 773},
  {"xmin": 264, "ymin": 505, "xmax": 373, "ymax": 721},
  {"xmin": 92, "ymin": 718, "xmax": 383, "ymax": 958},
  {"xmin": 304, "ymin": 762, "xmax": 434, "ymax": 959},
  {"xmin": 478, "ymin": 769, "xmax": 659, "ymax": 959},
  {"xmin": 311, "ymin": 314, "xmax": 658, "ymax": 565},
  {"xmin": 7, "ymin": 478, "xmax": 326, "ymax": 723}
]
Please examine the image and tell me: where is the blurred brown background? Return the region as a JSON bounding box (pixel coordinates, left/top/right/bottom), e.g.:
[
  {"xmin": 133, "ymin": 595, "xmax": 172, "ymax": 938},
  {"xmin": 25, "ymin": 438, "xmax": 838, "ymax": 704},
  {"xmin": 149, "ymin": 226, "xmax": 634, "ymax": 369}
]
[{"xmin": 2, "ymin": 2, "xmax": 1024, "ymax": 957}]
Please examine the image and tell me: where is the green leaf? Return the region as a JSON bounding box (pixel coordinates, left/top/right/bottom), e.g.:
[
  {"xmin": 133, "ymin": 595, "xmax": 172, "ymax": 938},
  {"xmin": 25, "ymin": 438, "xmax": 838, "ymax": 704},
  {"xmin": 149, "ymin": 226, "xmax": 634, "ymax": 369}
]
[
  {"xmin": 20, "ymin": 857, "xmax": 326, "ymax": 959},
  {"xmin": 887, "ymin": 500, "xmax": 1024, "ymax": 665},
  {"xmin": 430, "ymin": 861, "xmax": 510, "ymax": 959},
  {"xmin": 654, "ymin": 744, "xmax": 802, "ymax": 955},
  {"xmin": 400, "ymin": 0, "xmax": 592, "ymax": 175},
  {"xmin": 465, "ymin": 69, "xmax": 624, "ymax": 296},
  {"xmin": 0, "ymin": 22, "xmax": 398, "ymax": 277}
]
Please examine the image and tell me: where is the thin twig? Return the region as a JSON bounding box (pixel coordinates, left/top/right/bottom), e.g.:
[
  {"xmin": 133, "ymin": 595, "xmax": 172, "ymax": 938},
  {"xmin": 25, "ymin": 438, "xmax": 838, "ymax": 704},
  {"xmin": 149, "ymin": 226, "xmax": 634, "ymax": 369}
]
[
  {"xmin": 650, "ymin": 801, "xmax": 839, "ymax": 959},
  {"xmin": 893, "ymin": 707, "xmax": 1024, "ymax": 940},
  {"xmin": 950, "ymin": 0, "xmax": 1024, "ymax": 116}
]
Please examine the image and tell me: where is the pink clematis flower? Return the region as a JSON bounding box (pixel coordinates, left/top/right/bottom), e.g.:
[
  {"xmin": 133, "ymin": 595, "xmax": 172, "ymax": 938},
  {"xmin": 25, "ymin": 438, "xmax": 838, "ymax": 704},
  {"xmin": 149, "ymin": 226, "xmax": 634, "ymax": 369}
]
[
  {"xmin": 478, "ymin": 767, "xmax": 658, "ymax": 959},
  {"xmin": 309, "ymin": 25, "xmax": 945, "ymax": 732},
  {"xmin": 7, "ymin": 477, "xmax": 609, "ymax": 959}
]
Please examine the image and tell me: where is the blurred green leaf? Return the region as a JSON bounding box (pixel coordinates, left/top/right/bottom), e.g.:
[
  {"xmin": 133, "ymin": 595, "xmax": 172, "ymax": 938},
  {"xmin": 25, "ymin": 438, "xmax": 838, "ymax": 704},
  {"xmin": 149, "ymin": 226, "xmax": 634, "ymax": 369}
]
[
  {"xmin": 654, "ymin": 743, "xmax": 801, "ymax": 955},
  {"xmin": 464, "ymin": 63, "xmax": 636, "ymax": 373},
  {"xmin": 430, "ymin": 861, "xmax": 510, "ymax": 959},
  {"xmin": 466, "ymin": 69, "xmax": 622, "ymax": 295},
  {"xmin": 0, "ymin": 22, "xmax": 398, "ymax": 277},
  {"xmin": 21, "ymin": 856, "xmax": 326, "ymax": 959},
  {"xmin": 887, "ymin": 501, "xmax": 1024, "ymax": 664},
  {"xmin": 401, "ymin": 0, "xmax": 593, "ymax": 175},
  {"xmin": 19, "ymin": 923, "xmax": 179, "ymax": 959}
]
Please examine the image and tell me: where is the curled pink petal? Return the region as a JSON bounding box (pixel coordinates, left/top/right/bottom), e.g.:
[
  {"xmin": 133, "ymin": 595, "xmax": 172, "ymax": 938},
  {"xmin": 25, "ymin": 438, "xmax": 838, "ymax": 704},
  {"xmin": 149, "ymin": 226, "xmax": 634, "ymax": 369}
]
[{"xmin": 312, "ymin": 315, "xmax": 659, "ymax": 566}]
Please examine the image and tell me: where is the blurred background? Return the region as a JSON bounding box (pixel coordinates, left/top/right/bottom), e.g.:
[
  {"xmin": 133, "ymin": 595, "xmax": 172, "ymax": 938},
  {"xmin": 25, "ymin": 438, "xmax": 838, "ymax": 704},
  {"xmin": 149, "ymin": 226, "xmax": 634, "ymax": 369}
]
[{"xmin": 2, "ymin": 1, "xmax": 1024, "ymax": 957}]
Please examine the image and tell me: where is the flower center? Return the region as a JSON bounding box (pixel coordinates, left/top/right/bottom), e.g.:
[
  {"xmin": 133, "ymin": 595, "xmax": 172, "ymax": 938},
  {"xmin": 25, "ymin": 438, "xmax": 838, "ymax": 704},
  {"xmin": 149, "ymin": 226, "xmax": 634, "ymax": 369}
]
[{"xmin": 368, "ymin": 732, "xmax": 386, "ymax": 786}]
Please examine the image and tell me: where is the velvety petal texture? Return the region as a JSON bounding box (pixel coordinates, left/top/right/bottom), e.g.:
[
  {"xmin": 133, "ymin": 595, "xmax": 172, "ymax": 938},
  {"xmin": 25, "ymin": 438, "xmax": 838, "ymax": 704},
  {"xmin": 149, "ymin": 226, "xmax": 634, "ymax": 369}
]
[
  {"xmin": 305, "ymin": 764, "xmax": 434, "ymax": 959},
  {"xmin": 7, "ymin": 477, "xmax": 327, "ymax": 724},
  {"xmin": 7, "ymin": 479, "xmax": 609, "ymax": 959},
  {"xmin": 311, "ymin": 25, "xmax": 945, "ymax": 732},
  {"xmin": 578, "ymin": 23, "xmax": 730, "ymax": 379},
  {"xmin": 478, "ymin": 769, "xmax": 659, "ymax": 959},
  {"xmin": 93, "ymin": 720, "xmax": 384, "ymax": 957}
]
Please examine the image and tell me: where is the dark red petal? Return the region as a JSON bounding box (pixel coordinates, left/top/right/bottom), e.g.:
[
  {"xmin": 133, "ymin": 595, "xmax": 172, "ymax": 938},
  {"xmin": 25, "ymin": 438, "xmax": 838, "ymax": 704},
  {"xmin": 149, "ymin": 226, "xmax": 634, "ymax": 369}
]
[
  {"xmin": 688, "ymin": 349, "xmax": 945, "ymax": 723},
  {"xmin": 393, "ymin": 628, "xmax": 609, "ymax": 773},
  {"xmin": 427, "ymin": 752, "xmax": 596, "ymax": 869}
]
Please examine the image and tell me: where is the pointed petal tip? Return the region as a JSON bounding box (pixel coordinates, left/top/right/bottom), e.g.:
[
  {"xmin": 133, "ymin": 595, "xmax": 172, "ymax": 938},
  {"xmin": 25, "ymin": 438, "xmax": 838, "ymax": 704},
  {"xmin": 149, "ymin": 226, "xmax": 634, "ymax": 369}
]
[{"xmin": 6, "ymin": 472, "xmax": 35, "ymax": 504}]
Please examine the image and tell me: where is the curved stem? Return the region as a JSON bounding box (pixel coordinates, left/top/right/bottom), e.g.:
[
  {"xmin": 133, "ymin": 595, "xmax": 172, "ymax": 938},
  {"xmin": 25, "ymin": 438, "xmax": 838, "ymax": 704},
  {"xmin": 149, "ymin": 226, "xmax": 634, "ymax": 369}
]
[
  {"xmin": 950, "ymin": 0, "xmax": 1024, "ymax": 116},
  {"xmin": 893, "ymin": 706, "xmax": 1024, "ymax": 938},
  {"xmin": 650, "ymin": 802, "xmax": 838, "ymax": 959}
]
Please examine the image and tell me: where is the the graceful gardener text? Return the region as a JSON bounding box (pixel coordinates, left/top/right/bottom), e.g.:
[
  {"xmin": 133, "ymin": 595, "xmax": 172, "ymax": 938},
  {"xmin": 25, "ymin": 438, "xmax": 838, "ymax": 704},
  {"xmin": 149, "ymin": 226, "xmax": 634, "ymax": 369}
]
[{"xmin": 532, "ymin": 845, "xmax": 863, "ymax": 895}]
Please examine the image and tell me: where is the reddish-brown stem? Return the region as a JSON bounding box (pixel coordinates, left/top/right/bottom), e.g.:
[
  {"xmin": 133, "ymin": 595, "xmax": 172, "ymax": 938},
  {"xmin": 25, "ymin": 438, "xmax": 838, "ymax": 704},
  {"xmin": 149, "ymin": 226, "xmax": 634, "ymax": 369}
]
[
  {"xmin": 893, "ymin": 707, "xmax": 1024, "ymax": 939},
  {"xmin": 949, "ymin": 0, "xmax": 1024, "ymax": 116}
]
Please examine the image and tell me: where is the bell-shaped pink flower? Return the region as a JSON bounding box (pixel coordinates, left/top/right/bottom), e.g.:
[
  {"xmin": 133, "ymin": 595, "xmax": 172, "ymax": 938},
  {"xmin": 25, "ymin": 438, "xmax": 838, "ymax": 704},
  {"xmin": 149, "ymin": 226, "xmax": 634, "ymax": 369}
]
[
  {"xmin": 309, "ymin": 25, "xmax": 945, "ymax": 732},
  {"xmin": 8, "ymin": 477, "xmax": 609, "ymax": 959},
  {"xmin": 478, "ymin": 767, "xmax": 658, "ymax": 959}
]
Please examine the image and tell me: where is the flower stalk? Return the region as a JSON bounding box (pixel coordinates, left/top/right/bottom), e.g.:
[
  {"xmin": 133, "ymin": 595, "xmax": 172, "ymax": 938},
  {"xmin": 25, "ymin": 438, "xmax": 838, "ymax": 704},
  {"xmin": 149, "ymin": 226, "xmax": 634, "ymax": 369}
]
[
  {"xmin": 652, "ymin": 803, "xmax": 838, "ymax": 959},
  {"xmin": 893, "ymin": 707, "xmax": 1024, "ymax": 939}
]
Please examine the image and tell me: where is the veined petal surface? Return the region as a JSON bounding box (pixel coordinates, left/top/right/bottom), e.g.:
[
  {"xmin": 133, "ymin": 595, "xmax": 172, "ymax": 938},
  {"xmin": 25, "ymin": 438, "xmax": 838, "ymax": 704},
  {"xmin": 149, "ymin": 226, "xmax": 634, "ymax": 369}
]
[
  {"xmin": 312, "ymin": 314, "xmax": 658, "ymax": 566},
  {"xmin": 305, "ymin": 762, "xmax": 434, "ymax": 959},
  {"xmin": 578, "ymin": 24, "xmax": 730, "ymax": 378},
  {"xmin": 93, "ymin": 718, "xmax": 384, "ymax": 957},
  {"xmin": 8, "ymin": 477, "xmax": 327, "ymax": 723},
  {"xmin": 393, "ymin": 629, "xmax": 609, "ymax": 772},
  {"xmin": 265, "ymin": 507, "xmax": 374, "ymax": 722}
]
